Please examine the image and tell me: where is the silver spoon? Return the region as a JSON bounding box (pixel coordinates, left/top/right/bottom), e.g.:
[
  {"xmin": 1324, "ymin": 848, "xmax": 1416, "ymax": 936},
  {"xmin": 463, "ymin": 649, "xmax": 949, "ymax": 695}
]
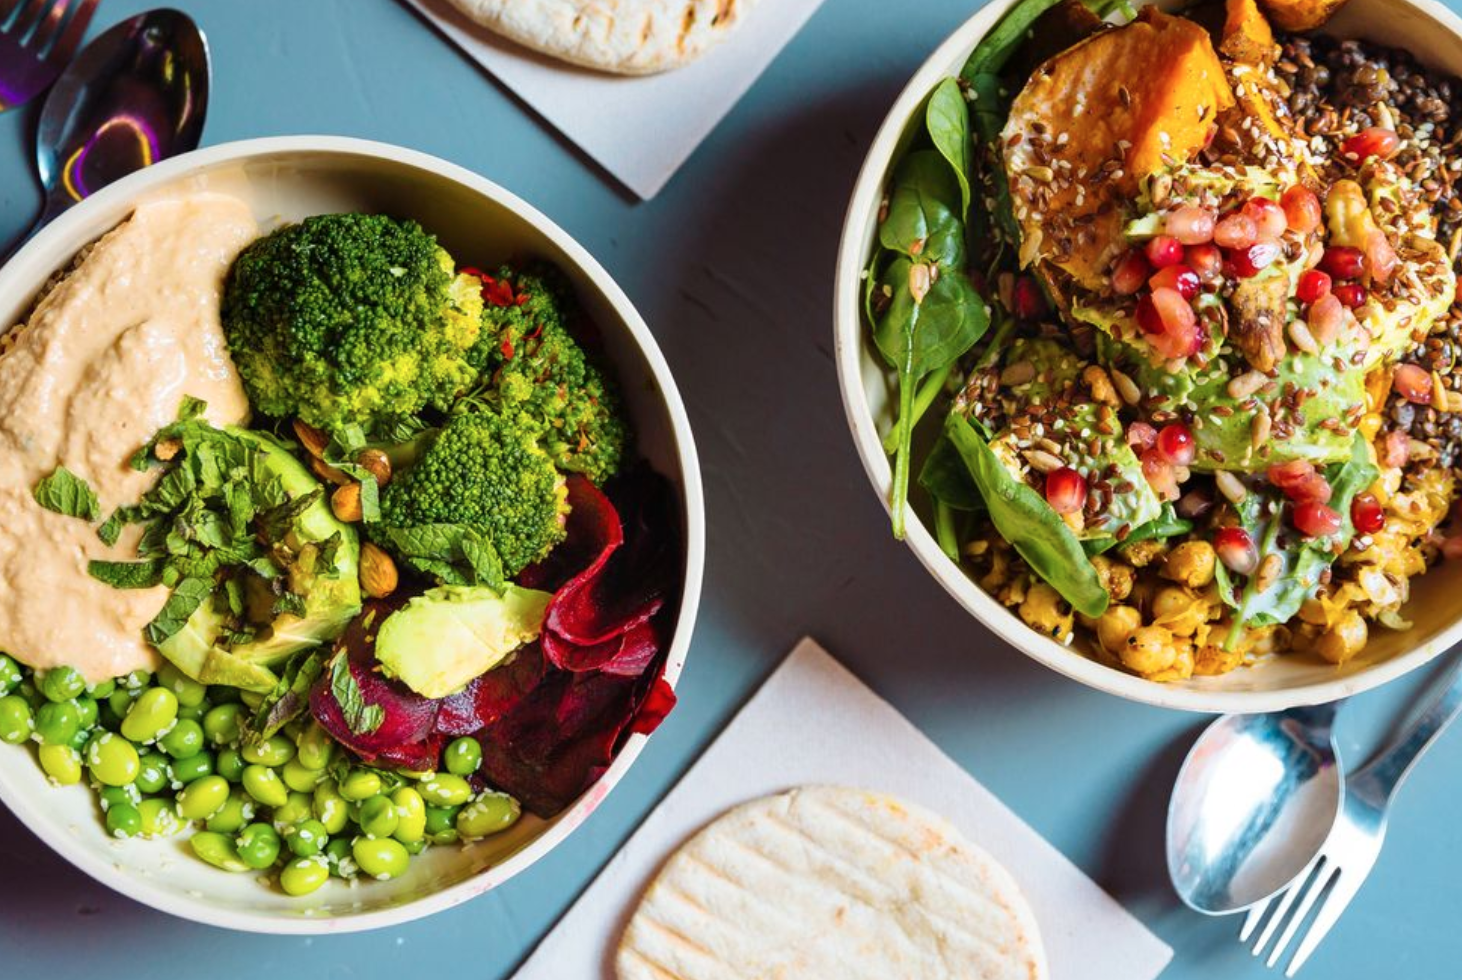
[
  {"xmin": 3, "ymin": 8, "xmax": 209, "ymax": 262},
  {"xmin": 1166, "ymin": 702, "xmax": 1344, "ymax": 915}
]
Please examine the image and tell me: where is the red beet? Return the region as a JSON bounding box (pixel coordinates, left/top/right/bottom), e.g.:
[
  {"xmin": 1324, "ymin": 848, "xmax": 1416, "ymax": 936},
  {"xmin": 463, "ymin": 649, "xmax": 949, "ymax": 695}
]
[{"xmin": 433, "ymin": 643, "xmax": 547, "ymax": 736}]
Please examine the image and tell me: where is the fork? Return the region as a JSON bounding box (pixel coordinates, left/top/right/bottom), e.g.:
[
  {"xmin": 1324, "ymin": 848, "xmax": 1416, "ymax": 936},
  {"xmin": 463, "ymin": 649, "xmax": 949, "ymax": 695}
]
[
  {"xmin": 1239, "ymin": 655, "xmax": 1462, "ymax": 976},
  {"xmin": 0, "ymin": 0, "xmax": 98, "ymax": 113}
]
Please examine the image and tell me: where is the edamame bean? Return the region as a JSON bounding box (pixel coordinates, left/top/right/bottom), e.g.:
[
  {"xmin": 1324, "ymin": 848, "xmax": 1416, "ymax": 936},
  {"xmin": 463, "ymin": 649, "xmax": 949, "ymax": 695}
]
[
  {"xmin": 73, "ymin": 696, "xmax": 98, "ymax": 730},
  {"xmin": 423, "ymin": 804, "xmax": 460, "ymax": 845},
  {"xmin": 205, "ymin": 789, "xmax": 255, "ymax": 835},
  {"xmin": 242, "ymin": 764, "xmax": 289, "ymax": 808},
  {"xmin": 177, "ymin": 775, "xmax": 231, "ymax": 820},
  {"xmin": 338, "ymin": 768, "xmax": 381, "ymax": 802},
  {"xmin": 282, "ymin": 758, "xmax": 323, "ymax": 793},
  {"xmin": 359, "ymin": 796, "xmax": 399, "ymax": 839},
  {"xmin": 456, "ymin": 792, "xmax": 521, "ymax": 840},
  {"xmin": 391, "ymin": 787, "xmax": 426, "ymax": 845},
  {"xmin": 352, "ymin": 837, "xmax": 409, "ymax": 880},
  {"xmin": 324, "ymin": 837, "xmax": 357, "ymax": 878},
  {"xmin": 122, "ymin": 669, "xmax": 151, "ymax": 691},
  {"xmin": 87, "ymin": 678, "xmax": 116, "ymax": 700},
  {"xmin": 217, "ymin": 747, "xmax": 246, "ymax": 783},
  {"xmin": 40, "ymin": 666, "xmax": 85, "ymax": 703},
  {"xmin": 170, "ymin": 751, "xmax": 215, "ymax": 785},
  {"xmin": 160, "ymin": 719, "xmax": 205, "ymax": 759},
  {"xmin": 106, "ymin": 803, "xmax": 142, "ymax": 839},
  {"xmin": 39, "ymin": 744, "xmax": 82, "ymax": 784},
  {"xmin": 241, "ymin": 735, "xmax": 295, "ymax": 768},
  {"xmin": 237, "ymin": 822, "xmax": 282, "ymax": 869},
  {"xmin": 85, "ymin": 732, "xmax": 140, "ymax": 787},
  {"xmin": 99, "ymin": 784, "xmax": 140, "ymax": 811},
  {"xmin": 0, "ymin": 653, "xmax": 21, "ymax": 696},
  {"xmin": 35, "ymin": 700, "xmax": 81, "ymax": 745},
  {"xmin": 202, "ymin": 703, "xmax": 242, "ymax": 745},
  {"xmin": 121, "ymin": 688, "xmax": 178, "ymax": 743},
  {"xmin": 312, "ymin": 783, "xmax": 349, "ymax": 834},
  {"xmin": 157, "ymin": 663, "xmax": 208, "ymax": 707},
  {"xmin": 135, "ymin": 751, "xmax": 170, "ymax": 794},
  {"xmin": 402, "ymin": 839, "xmax": 426, "ymax": 855},
  {"xmin": 138, "ymin": 798, "xmax": 182, "ymax": 837},
  {"xmin": 190, "ymin": 831, "xmax": 249, "ymax": 872},
  {"xmin": 288, "ymin": 818, "xmax": 329, "ymax": 858},
  {"xmin": 0, "ymin": 695, "xmax": 33, "ymax": 743},
  {"xmin": 418, "ymin": 772, "xmax": 472, "ymax": 807},
  {"xmin": 273, "ymin": 791, "xmax": 314, "ymax": 827},
  {"xmin": 295, "ymin": 722, "xmax": 334, "ymax": 770},
  {"xmin": 279, "ymin": 856, "xmax": 329, "ymax": 896},
  {"xmin": 176, "ymin": 703, "xmax": 205, "ymax": 723},
  {"xmin": 107, "ymin": 687, "xmax": 137, "ymax": 719},
  {"xmin": 443, "ymin": 736, "xmax": 482, "ymax": 776}
]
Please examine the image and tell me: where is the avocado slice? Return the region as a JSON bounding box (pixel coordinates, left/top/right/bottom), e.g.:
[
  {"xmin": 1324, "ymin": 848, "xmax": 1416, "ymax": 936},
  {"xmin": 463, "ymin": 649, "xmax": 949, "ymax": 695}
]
[
  {"xmin": 156, "ymin": 600, "xmax": 278, "ymax": 693},
  {"xmin": 375, "ymin": 585, "xmax": 552, "ymax": 699}
]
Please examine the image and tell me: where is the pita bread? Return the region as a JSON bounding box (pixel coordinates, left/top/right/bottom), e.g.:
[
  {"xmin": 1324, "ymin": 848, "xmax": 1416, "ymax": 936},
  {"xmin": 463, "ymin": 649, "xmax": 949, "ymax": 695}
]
[
  {"xmin": 616, "ymin": 786, "xmax": 1049, "ymax": 980},
  {"xmin": 442, "ymin": 0, "xmax": 755, "ymax": 75}
]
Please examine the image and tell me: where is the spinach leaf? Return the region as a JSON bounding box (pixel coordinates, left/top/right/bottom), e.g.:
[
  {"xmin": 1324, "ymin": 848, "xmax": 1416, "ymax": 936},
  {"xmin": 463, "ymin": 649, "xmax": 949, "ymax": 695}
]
[
  {"xmin": 919, "ymin": 433, "xmax": 984, "ymax": 511},
  {"xmin": 879, "ymin": 151, "xmax": 966, "ymax": 263},
  {"xmin": 963, "ymin": 0, "xmax": 1067, "ymax": 78},
  {"xmin": 87, "ymin": 559, "xmax": 165, "ymax": 590},
  {"xmin": 329, "ymin": 652, "xmax": 384, "ymax": 736},
  {"xmin": 944, "ymin": 412, "xmax": 1108, "ymax": 617},
  {"xmin": 33, "ymin": 466, "xmax": 100, "ymax": 521},
  {"xmin": 248, "ymin": 649, "xmax": 326, "ymax": 741},
  {"xmin": 370, "ymin": 523, "xmax": 504, "ymax": 589},
  {"xmin": 144, "ymin": 576, "xmax": 213, "ymax": 646},
  {"xmin": 925, "ymin": 77, "xmax": 972, "ymax": 216}
]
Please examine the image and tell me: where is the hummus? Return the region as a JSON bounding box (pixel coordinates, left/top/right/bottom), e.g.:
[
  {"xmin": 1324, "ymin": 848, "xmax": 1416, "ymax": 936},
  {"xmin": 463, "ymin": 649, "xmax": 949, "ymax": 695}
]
[{"xmin": 0, "ymin": 194, "xmax": 257, "ymax": 682}]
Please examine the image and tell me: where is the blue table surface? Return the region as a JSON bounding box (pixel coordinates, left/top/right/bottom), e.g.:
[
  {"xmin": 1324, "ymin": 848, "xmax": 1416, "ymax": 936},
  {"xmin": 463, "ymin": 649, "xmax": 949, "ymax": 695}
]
[{"xmin": 3, "ymin": 1, "xmax": 1461, "ymax": 976}]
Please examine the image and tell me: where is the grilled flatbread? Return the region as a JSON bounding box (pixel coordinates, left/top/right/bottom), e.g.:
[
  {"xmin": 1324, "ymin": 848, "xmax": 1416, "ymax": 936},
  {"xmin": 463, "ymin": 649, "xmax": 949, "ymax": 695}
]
[{"xmin": 616, "ymin": 786, "xmax": 1048, "ymax": 980}]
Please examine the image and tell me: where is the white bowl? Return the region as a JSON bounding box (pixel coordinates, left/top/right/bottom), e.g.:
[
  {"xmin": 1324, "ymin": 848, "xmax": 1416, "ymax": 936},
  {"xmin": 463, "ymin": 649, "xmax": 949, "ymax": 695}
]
[
  {"xmin": 0, "ymin": 136, "xmax": 705, "ymax": 931},
  {"xmin": 835, "ymin": 0, "xmax": 1462, "ymax": 712}
]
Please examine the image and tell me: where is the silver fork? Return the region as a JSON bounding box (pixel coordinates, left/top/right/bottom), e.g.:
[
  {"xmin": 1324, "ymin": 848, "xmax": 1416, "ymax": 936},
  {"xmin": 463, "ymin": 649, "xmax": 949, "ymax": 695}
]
[
  {"xmin": 0, "ymin": 0, "xmax": 98, "ymax": 113},
  {"xmin": 1240, "ymin": 655, "xmax": 1462, "ymax": 976}
]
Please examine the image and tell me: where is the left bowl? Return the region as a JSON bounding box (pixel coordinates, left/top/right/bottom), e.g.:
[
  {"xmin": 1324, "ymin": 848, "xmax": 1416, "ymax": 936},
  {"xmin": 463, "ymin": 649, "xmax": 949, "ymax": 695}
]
[{"xmin": 0, "ymin": 135, "xmax": 705, "ymax": 933}]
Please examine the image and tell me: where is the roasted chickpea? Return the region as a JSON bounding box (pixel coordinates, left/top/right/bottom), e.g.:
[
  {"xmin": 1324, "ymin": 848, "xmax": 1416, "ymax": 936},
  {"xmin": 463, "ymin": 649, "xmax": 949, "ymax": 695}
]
[
  {"xmin": 1315, "ymin": 610, "xmax": 1368, "ymax": 665},
  {"xmin": 1194, "ymin": 643, "xmax": 1244, "ymax": 676},
  {"xmin": 1096, "ymin": 605, "xmax": 1142, "ymax": 654},
  {"xmin": 1119, "ymin": 538, "xmax": 1169, "ymax": 569},
  {"xmin": 1019, "ymin": 583, "xmax": 1073, "ymax": 640},
  {"xmin": 1090, "ymin": 554, "xmax": 1135, "ymax": 602},
  {"xmin": 1162, "ymin": 541, "xmax": 1216, "ymax": 589},
  {"xmin": 1151, "ymin": 585, "xmax": 1210, "ymax": 638},
  {"xmin": 1121, "ymin": 624, "xmax": 1178, "ymax": 675},
  {"xmin": 1147, "ymin": 639, "xmax": 1195, "ymax": 682}
]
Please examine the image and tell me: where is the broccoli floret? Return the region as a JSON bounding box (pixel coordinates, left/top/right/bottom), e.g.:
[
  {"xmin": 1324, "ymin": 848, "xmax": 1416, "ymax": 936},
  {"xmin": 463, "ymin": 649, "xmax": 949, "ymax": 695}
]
[
  {"xmin": 222, "ymin": 214, "xmax": 484, "ymax": 432},
  {"xmin": 377, "ymin": 410, "xmax": 568, "ymax": 577},
  {"xmin": 463, "ymin": 264, "xmax": 628, "ymax": 484}
]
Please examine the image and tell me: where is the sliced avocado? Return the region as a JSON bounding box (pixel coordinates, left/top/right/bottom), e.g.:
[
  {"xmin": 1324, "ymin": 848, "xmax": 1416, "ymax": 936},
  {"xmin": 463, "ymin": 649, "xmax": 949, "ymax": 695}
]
[
  {"xmin": 375, "ymin": 585, "xmax": 552, "ymax": 698},
  {"xmin": 157, "ymin": 601, "xmax": 277, "ymax": 694}
]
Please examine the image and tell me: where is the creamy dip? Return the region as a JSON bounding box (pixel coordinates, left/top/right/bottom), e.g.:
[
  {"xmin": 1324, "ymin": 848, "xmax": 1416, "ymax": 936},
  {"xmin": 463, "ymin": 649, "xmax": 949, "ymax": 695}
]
[{"xmin": 0, "ymin": 194, "xmax": 257, "ymax": 682}]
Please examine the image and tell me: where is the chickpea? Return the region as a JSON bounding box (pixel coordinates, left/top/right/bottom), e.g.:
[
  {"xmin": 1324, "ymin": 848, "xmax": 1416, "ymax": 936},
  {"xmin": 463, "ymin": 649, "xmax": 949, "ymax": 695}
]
[
  {"xmin": 1162, "ymin": 541, "xmax": 1216, "ymax": 589},
  {"xmin": 1298, "ymin": 596, "xmax": 1330, "ymax": 627},
  {"xmin": 1121, "ymin": 624, "xmax": 1178, "ymax": 675},
  {"xmin": 1119, "ymin": 538, "xmax": 1169, "ymax": 569},
  {"xmin": 1148, "ymin": 639, "xmax": 1195, "ymax": 683},
  {"xmin": 1315, "ymin": 610, "xmax": 1368, "ymax": 665},
  {"xmin": 1019, "ymin": 583, "xmax": 1073, "ymax": 640},
  {"xmin": 1090, "ymin": 555, "xmax": 1135, "ymax": 602},
  {"xmin": 1151, "ymin": 585, "xmax": 1209, "ymax": 638},
  {"xmin": 1096, "ymin": 605, "xmax": 1142, "ymax": 654},
  {"xmin": 1195, "ymin": 643, "xmax": 1244, "ymax": 676}
]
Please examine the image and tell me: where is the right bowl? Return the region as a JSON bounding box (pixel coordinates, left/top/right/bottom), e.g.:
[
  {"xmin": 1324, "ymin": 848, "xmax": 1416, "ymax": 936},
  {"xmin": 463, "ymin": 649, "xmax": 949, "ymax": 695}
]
[{"xmin": 835, "ymin": 0, "xmax": 1462, "ymax": 712}]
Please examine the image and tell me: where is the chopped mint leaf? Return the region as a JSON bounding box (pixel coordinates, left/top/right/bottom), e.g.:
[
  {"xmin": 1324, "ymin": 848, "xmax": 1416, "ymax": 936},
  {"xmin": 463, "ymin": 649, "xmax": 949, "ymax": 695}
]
[{"xmin": 33, "ymin": 466, "xmax": 100, "ymax": 521}]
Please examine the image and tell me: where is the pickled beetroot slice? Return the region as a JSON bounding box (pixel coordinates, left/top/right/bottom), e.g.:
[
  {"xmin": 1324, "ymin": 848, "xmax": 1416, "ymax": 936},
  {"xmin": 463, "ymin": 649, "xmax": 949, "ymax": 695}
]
[
  {"xmin": 433, "ymin": 643, "xmax": 546, "ymax": 735},
  {"xmin": 543, "ymin": 620, "xmax": 660, "ymax": 676}
]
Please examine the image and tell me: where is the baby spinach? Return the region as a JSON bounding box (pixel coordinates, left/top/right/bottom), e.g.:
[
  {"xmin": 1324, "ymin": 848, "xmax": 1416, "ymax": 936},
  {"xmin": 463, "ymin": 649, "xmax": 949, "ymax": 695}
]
[
  {"xmin": 944, "ymin": 412, "xmax": 1108, "ymax": 617},
  {"xmin": 926, "ymin": 77, "xmax": 972, "ymax": 216},
  {"xmin": 33, "ymin": 466, "xmax": 100, "ymax": 522},
  {"xmin": 919, "ymin": 432, "xmax": 985, "ymax": 511},
  {"xmin": 879, "ymin": 151, "xmax": 966, "ymax": 263}
]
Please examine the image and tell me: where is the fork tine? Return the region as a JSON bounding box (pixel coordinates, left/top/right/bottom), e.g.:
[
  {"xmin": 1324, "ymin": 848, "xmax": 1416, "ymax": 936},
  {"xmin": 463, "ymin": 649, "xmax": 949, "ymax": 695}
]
[
  {"xmin": 43, "ymin": 0, "xmax": 92, "ymax": 63},
  {"xmin": 28, "ymin": 0, "xmax": 68, "ymax": 52},
  {"xmin": 1266, "ymin": 862, "xmax": 1339, "ymax": 968},
  {"xmin": 1238, "ymin": 900, "xmax": 1271, "ymax": 943},
  {"xmin": 1249, "ymin": 860, "xmax": 1318, "ymax": 957},
  {"xmin": 1283, "ymin": 868, "xmax": 1364, "ymax": 976},
  {"xmin": 8, "ymin": 0, "xmax": 46, "ymax": 38},
  {"xmin": 0, "ymin": 0, "xmax": 22, "ymax": 26}
]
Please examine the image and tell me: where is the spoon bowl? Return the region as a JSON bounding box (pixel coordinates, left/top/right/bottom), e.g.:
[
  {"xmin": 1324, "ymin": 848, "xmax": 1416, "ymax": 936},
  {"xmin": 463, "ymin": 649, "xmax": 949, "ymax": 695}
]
[{"xmin": 1167, "ymin": 704, "xmax": 1344, "ymax": 915}]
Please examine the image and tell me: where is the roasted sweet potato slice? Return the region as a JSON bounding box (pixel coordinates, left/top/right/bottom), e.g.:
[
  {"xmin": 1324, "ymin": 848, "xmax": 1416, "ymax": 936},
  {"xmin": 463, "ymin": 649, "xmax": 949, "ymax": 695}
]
[
  {"xmin": 1259, "ymin": 0, "xmax": 1351, "ymax": 31},
  {"xmin": 1221, "ymin": 0, "xmax": 1277, "ymax": 66},
  {"xmin": 1002, "ymin": 9, "xmax": 1235, "ymax": 291}
]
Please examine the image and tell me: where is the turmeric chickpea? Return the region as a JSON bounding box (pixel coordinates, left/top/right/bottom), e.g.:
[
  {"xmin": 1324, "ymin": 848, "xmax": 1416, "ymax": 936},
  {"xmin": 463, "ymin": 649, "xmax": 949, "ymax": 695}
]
[
  {"xmin": 1151, "ymin": 585, "xmax": 1209, "ymax": 638},
  {"xmin": 1315, "ymin": 610, "xmax": 1368, "ymax": 665},
  {"xmin": 1162, "ymin": 541, "xmax": 1216, "ymax": 589},
  {"xmin": 1096, "ymin": 605, "xmax": 1142, "ymax": 654},
  {"xmin": 1119, "ymin": 538, "xmax": 1169, "ymax": 569},
  {"xmin": 1090, "ymin": 555, "xmax": 1135, "ymax": 602},
  {"xmin": 1019, "ymin": 583, "xmax": 1073, "ymax": 640},
  {"xmin": 1147, "ymin": 639, "xmax": 1195, "ymax": 683},
  {"xmin": 1121, "ymin": 624, "xmax": 1178, "ymax": 675}
]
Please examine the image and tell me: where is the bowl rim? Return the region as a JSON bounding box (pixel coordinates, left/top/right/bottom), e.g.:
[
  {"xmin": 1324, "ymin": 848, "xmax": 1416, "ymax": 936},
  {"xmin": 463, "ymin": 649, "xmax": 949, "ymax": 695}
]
[
  {"xmin": 833, "ymin": 0, "xmax": 1462, "ymax": 713},
  {"xmin": 0, "ymin": 134, "xmax": 706, "ymax": 933}
]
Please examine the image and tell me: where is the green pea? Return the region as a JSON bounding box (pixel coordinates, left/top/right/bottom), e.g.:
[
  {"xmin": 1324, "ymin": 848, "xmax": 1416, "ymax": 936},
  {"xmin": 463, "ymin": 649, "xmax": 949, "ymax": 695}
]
[
  {"xmin": 237, "ymin": 822, "xmax": 282, "ymax": 869},
  {"xmin": 190, "ymin": 831, "xmax": 249, "ymax": 872},
  {"xmin": 0, "ymin": 653, "xmax": 21, "ymax": 696},
  {"xmin": 157, "ymin": 662, "xmax": 208, "ymax": 707},
  {"xmin": 202, "ymin": 703, "xmax": 243, "ymax": 746},
  {"xmin": 35, "ymin": 700, "xmax": 81, "ymax": 745},
  {"xmin": 402, "ymin": 838, "xmax": 426, "ymax": 855},
  {"xmin": 287, "ymin": 818, "xmax": 329, "ymax": 858},
  {"xmin": 324, "ymin": 837, "xmax": 357, "ymax": 878},
  {"xmin": 312, "ymin": 783, "xmax": 349, "ymax": 834},
  {"xmin": 138, "ymin": 798, "xmax": 182, "ymax": 838},
  {"xmin": 391, "ymin": 787, "xmax": 426, "ymax": 845},
  {"xmin": 106, "ymin": 803, "xmax": 142, "ymax": 838},
  {"xmin": 456, "ymin": 792, "xmax": 521, "ymax": 840},
  {"xmin": 121, "ymin": 688, "xmax": 178, "ymax": 743},
  {"xmin": 337, "ymin": 768, "xmax": 381, "ymax": 802},
  {"xmin": 0, "ymin": 695, "xmax": 34, "ymax": 743},
  {"xmin": 418, "ymin": 772, "xmax": 472, "ymax": 807},
  {"xmin": 279, "ymin": 856, "xmax": 329, "ymax": 896},
  {"xmin": 169, "ymin": 751, "xmax": 215, "ymax": 785},
  {"xmin": 241, "ymin": 735, "xmax": 295, "ymax": 768},
  {"xmin": 273, "ymin": 791, "xmax": 314, "ymax": 827},
  {"xmin": 38, "ymin": 744, "xmax": 82, "ymax": 784},
  {"xmin": 40, "ymin": 666, "xmax": 86, "ymax": 703},
  {"xmin": 442, "ymin": 736, "xmax": 482, "ymax": 776},
  {"xmin": 352, "ymin": 837, "xmax": 409, "ymax": 880},
  {"xmin": 159, "ymin": 719, "xmax": 205, "ymax": 759},
  {"xmin": 86, "ymin": 678, "xmax": 116, "ymax": 699},
  {"xmin": 177, "ymin": 775, "xmax": 231, "ymax": 821},
  {"xmin": 85, "ymin": 732, "xmax": 140, "ymax": 787},
  {"xmin": 73, "ymin": 696, "xmax": 98, "ymax": 730},
  {"xmin": 205, "ymin": 789, "xmax": 255, "ymax": 835},
  {"xmin": 122, "ymin": 669, "xmax": 151, "ymax": 691},
  {"xmin": 295, "ymin": 722, "xmax": 335, "ymax": 770},
  {"xmin": 424, "ymin": 804, "xmax": 460, "ymax": 845},
  {"xmin": 99, "ymin": 784, "xmax": 141, "ymax": 811},
  {"xmin": 242, "ymin": 764, "xmax": 289, "ymax": 808},
  {"xmin": 358, "ymin": 795, "xmax": 399, "ymax": 839},
  {"xmin": 131, "ymin": 752, "xmax": 166, "ymax": 794},
  {"xmin": 217, "ymin": 747, "xmax": 246, "ymax": 783}
]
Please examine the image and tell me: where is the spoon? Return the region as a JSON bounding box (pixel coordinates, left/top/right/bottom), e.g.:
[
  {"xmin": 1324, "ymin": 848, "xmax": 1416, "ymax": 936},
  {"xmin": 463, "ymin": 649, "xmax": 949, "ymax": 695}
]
[
  {"xmin": 1166, "ymin": 702, "xmax": 1344, "ymax": 915},
  {"xmin": 3, "ymin": 8, "xmax": 209, "ymax": 261}
]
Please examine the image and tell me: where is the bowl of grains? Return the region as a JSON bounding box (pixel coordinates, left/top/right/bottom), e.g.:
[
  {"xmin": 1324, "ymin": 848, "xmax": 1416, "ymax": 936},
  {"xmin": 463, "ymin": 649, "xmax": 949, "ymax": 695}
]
[{"xmin": 836, "ymin": 0, "xmax": 1462, "ymax": 710}]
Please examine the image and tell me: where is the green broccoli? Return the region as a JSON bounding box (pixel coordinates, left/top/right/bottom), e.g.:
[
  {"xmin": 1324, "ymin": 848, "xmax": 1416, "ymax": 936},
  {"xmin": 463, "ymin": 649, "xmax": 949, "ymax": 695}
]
[
  {"xmin": 376, "ymin": 410, "xmax": 568, "ymax": 577},
  {"xmin": 462, "ymin": 264, "xmax": 628, "ymax": 485},
  {"xmin": 222, "ymin": 213, "xmax": 484, "ymax": 433}
]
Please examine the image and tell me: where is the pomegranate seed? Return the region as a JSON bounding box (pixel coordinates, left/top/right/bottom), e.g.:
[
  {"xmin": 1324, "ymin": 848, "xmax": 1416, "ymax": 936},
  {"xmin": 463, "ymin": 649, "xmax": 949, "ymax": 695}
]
[
  {"xmin": 1013, "ymin": 275, "xmax": 1046, "ymax": 319},
  {"xmin": 1268, "ymin": 460, "xmax": 1332, "ymax": 504},
  {"xmin": 1045, "ymin": 467, "xmax": 1087, "ymax": 515},
  {"xmin": 1156, "ymin": 423, "xmax": 1196, "ymax": 466},
  {"xmin": 1332, "ymin": 283, "xmax": 1367, "ymax": 308},
  {"xmin": 1214, "ymin": 526, "xmax": 1259, "ymax": 575},
  {"xmin": 1186, "ymin": 243, "xmax": 1223, "ymax": 281},
  {"xmin": 1144, "ymin": 235, "xmax": 1186, "ymax": 269},
  {"xmin": 1341, "ymin": 126, "xmax": 1400, "ymax": 162},
  {"xmin": 1308, "ymin": 293, "xmax": 1345, "ymax": 345},
  {"xmin": 1364, "ymin": 228, "xmax": 1398, "ymax": 285},
  {"xmin": 1320, "ymin": 246, "xmax": 1365, "ymax": 279},
  {"xmin": 1296, "ymin": 269, "xmax": 1332, "ymax": 305},
  {"xmin": 1393, "ymin": 363, "xmax": 1433, "ymax": 404},
  {"xmin": 1213, "ymin": 213, "xmax": 1258, "ymax": 249},
  {"xmin": 1112, "ymin": 249, "xmax": 1151, "ymax": 295},
  {"xmin": 1350, "ymin": 492, "xmax": 1385, "ymax": 534},
  {"xmin": 1293, "ymin": 500, "xmax": 1343, "ymax": 538},
  {"xmin": 1147, "ymin": 286, "xmax": 1203, "ymax": 359},
  {"xmin": 1280, "ymin": 185, "xmax": 1322, "ymax": 234},
  {"xmin": 1141, "ymin": 449, "xmax": 1180, "ymax": 501},
  {"xmin": 1136, "ymin": 294, "xmax": 1163, "ymax": 334},
  {"xmin": 1243, "ymin": 197, "xmax": 1288, "ymax": 241},
  {"xmin": 1148, "ymin": 264, "xmax": 1200, "ymax": 300},
  {"xmin": 1127, "ymin": 421, "xmax": 1158, "ymax": 451},
  {"xmin": 1228, "ymin": 241, "xmax": 1281, "ymax": 278},
  {"xmin": 1165, "ymin": 206, "xmax": 1216, "ymax": 245},
  {"xmin": 1380, "ymin": 430, "xmax": 1410, "ymax": 468}
]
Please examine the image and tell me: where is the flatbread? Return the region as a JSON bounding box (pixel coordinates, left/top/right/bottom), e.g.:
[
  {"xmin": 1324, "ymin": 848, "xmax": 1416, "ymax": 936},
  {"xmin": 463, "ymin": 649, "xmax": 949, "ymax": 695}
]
[
  {"xmin": 616, "ymin": 786, "xmax": 1049, "ymax": 980},
  {"xmin": 443, "ymin": 0, "xmax": 755, "ymax": 75}
]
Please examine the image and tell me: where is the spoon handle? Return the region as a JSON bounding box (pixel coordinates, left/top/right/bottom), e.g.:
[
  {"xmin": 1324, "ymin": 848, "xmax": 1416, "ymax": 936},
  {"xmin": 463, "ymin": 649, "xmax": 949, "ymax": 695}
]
[{"xmin": 1349, "ymin": 654, "xmax": 1462, "ymax": 806}]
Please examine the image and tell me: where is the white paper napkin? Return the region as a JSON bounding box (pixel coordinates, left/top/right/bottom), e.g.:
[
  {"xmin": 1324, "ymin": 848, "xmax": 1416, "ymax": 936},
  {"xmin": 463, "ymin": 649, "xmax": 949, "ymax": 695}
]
[
  {"xmin": 403, "ymin": 0, "xmax": 829, "ymax": 199},
  {"xmin": 511, "ymin": 637, "xmax": 1173, "ymax": 979}
]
